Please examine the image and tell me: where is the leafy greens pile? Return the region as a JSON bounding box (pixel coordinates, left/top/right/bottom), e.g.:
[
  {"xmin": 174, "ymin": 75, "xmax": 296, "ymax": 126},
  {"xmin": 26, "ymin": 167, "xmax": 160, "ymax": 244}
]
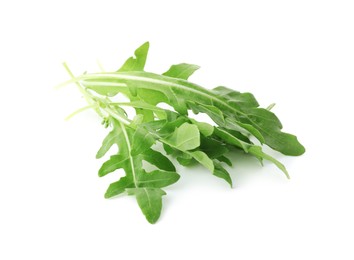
[{"xmin": 62, "ymin": 42, "xmax": 305, "ymax": 224}]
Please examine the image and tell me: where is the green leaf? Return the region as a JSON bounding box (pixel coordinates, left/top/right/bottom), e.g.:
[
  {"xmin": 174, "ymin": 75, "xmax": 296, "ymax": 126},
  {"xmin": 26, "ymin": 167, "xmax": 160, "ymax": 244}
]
[
  {"xmin": 137, "ymin": 170, "xmax": 180, "ymax": 188},
  {"xmin": 142, "ymin": 149, "xmax": 176, "ymax": 171},
  {"xmin": 248, "ymin": 146, "xmax": 289, "ymax": 178},
  {"xmin": 98, "ymin": 154, "xmax": 128, "ymax": 177},
  {"xmin": 176, "ymin": 153, "xmax": 194, "ymax": 166},
  {"xmin": 225, "ymin": 118, "xmax": 265, "ymax": 144},
  {"xmin": 118, "ymin": 42, "xmax": 149, "ymax": 72},
  {"xmin": 96, "ymin": 120, "xmax": 122, "ymax": 159},
  {"xmin": 163, "ymin": 143, "xmax": 177, "ymax": 155},
  {"xmin": 214, "ymin": 127, "xmax": 251, "ymax": 152},
  {"xmin": 131, "ymin": 127, "xmax": 155, "ymax": 156},
  {"xmin": 213, "ymin": 86, "xmax": 259, "ymax": 109},
  {"xmin": 213, "ymin": 161, "xmax": 233, "ymax": 187},
  {"xmin": 127, "ymin": 188, "xmax": 166, "ymax": 224},
  {"xmin": 200, "ymin": 136, "xmax": 229, "ymax": 158},
  {"xmin": 240, "ymin": 108, "xmax": 305, "ymax": 155},
  {"xmin": 216, "ymin": 155, "xmax": 233, "ymax": 166},
  {"xmin": 190, "ymin": 119, "xmax": 214, "ymax": 137},
  {"xmin": 188, "ymin": 101, "xmax": 225, "ymax": 126},
  {"xmin": 136, "ymin": 88, "xmax": 170, "ymax": 106},
  {"xmin": 189, "ymin": 151, "xmax": 214, "ymax": 172},
  {"xmin": 158, "ymin": 116, "xmax": 189, "ymax": 136},
  {"xmin": 163, "ymin": 123, "xmax": 200, "ymax": 151},
  {"xmin": 163, "ymin": 63, "xmax": 200, "ymax": 80},
  {"xmin": 105, "ymin": 176, "xmax": 134, "ymax": 198}
]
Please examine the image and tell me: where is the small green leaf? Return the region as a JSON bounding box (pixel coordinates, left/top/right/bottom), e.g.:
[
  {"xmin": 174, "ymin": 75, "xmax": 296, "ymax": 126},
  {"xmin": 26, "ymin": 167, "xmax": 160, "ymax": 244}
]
[
  {"xmin": 216, "ymin": 155, "xmax": 233, "ymax": 167},
  {"xmin": 176, "ymin": 153, "xmax": 194, "ymax": 166},
  {"xmin": 190, "ymin": 151, "xmax": 214, "ymax": 172},
  {"xmin": 126, "ymin": 188, "xmax": 166, "ymax": 224},
  {"xmin": 98, "ymin": 154, "xmax": 128, "ymax": 177},
  {"xmin": 190, "ymin": 119, "xmax": 214, "ymax": 137},
  {"xmin": 163, "ymin": 63, "xmax": 200, "ymax": 80},
  {"xmin": 213, "ymin": 161, "xmax": 233, "ymax": 187},
  {"xmin": 214, "ymin": 127, "xmax": 250, "ymax": 152},
  {"xmin": 248, "ymin": 146, "xmax": 289, "ymax": 178},
  {"xmin": 200, "ymin": 136, "xmax": 229, "ymax": 158},
  {"xmin": 213, "ymin": 86, "xmax": 259, "ymax": 109},
  {"xmin": 105, "ymin": 176, "xmax": 134, "ymax": 198},
  {"xmin": 118, "ymin": 42, "xmax": 149, "ymax": 72},
  {"xmin": 163, "ymin": 123, "xmax": 200, "ymax": 151},
  {"xmin": 96, "ymin": 120, "xmax": 122, "ymax": 159},
  {"xmin": 188, "ymin": 101, "xmax": 225, "ymax": 126},
  {"xmin": 142, "ymin": 149, "xmax": 176, "ymax": 171},
  {"xmin": 163, "ymin": 143, "xmax": 177, "ymax": 155},
  {"xmin": 137, "ymin": 170, "xmax": 180, "ymax": 188}
]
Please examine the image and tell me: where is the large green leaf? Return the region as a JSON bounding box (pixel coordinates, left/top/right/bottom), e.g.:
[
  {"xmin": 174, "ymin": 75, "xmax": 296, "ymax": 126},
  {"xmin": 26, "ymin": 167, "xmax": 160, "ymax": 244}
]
[{"xmin": 81, "ymin": 70, "xmax": 304, "ymax": 155}]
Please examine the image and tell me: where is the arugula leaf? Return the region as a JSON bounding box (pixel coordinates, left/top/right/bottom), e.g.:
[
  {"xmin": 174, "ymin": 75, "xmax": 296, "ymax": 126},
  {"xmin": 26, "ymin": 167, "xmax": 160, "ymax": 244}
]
[
  {"xmin": 62, "ymin": 42, "xmax": 305, "ymax": 224},
  {"xmin": 213, "ymin": 161, "xmax": 233, "ymax": 187},
  {"xmin": 127, "ymin": 188, "xmax": 166, "ymax": 224},
  {"xmin": 162, "ymin": 123, "xmax": 200, "ymax": 151},
  {"xmin": 163, "ymin": 63, "xmax": 200, "ymax": 80},
  {"xmin": 118, "ymin": 42, "xmax": 149, "ymax": 72},
  {"xmin": 95, "ymin": 118, "xmax": 179, "ymax": 222}
]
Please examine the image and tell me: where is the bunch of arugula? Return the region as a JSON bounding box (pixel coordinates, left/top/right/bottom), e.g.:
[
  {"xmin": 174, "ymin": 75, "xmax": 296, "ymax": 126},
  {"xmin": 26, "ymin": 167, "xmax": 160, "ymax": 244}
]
[{"xmin": 61, "ymin": 42, "xmax": 305, "ymax": 224}]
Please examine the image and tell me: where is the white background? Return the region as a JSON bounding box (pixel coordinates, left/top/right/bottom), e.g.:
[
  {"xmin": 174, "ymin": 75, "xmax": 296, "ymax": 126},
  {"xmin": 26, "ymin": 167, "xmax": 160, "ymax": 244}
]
[{"xmin": 1, "ymin": 0, "xmax": 353, "ymax": 259}]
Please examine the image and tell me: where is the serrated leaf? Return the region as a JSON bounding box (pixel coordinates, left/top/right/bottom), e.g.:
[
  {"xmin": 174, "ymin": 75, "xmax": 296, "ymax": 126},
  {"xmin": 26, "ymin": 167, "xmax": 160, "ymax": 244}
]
[
  {"xmin": 118, "ymin": 42, "xmax": 149, "ymax": 72},
  {"xmin": 105, "ymin": 176, "xmax": 134, "ymax": 198},
  {"xmin": 96, "ymin": 120, "xmax": 122, "ymax": 159},
  {"xmin": 163, "ymin": 63, "xmax": 200, "ymax": 80},
  {"xmin": 188, "ymin": 101, "xmax": 225, "ymax": 126},
  {"xmin": 213, "ymin": 161, "xmax": 233, "ymax": 187},
  {"xmin": 244, "ymin": 108, "xmax": 305, "ymax": 155},
  {"xmin": 137, "ymin": 170, "xmax": 180, "ymax": 188},
  {"xmin": 126, "ymin": 188, "xmax": 166, "ymax": 224},
  {"xmin": 131, "ymin": 127, "xmax": 155, "ymax": 156},
  {"xmin": 213, "ymin": 86, "xmax": 259, "ymax": 109},
  {"xmin": 98, "ymin": 154, "xmax": 129, "ymax": 177}
]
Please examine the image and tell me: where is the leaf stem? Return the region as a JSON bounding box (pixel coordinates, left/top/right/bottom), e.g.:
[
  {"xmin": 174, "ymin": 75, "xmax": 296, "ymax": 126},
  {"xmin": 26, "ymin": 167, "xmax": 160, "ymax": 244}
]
[{"xmin": 65, "ymin": 105, "xmax": 97, "ymax": 121}]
